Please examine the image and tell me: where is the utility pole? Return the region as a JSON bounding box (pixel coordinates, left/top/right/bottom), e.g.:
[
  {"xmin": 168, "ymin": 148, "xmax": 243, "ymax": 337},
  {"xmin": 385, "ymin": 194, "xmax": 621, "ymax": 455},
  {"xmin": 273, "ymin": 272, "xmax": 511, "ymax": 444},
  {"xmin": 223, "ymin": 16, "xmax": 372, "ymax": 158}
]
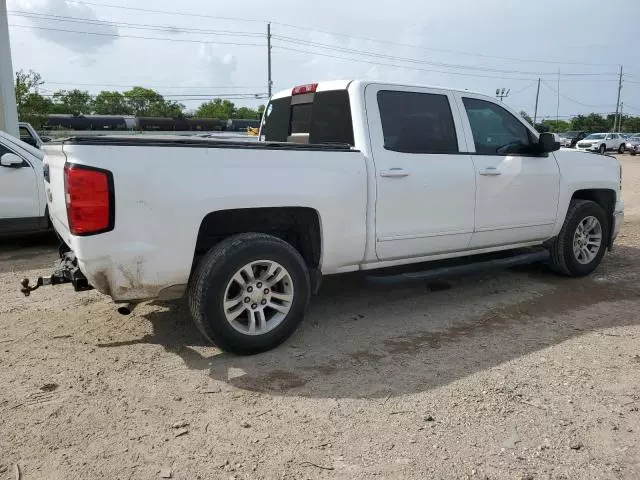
[
  {"xmin": 619, "ymin": 102, "xmax": 624, "ymax": 132},
  {"xmin": 267, "ymin": 22, "xmax": 272, "ymax": 99},
  {"xmin": 0, "ymin": 0, "xmax": 19, "ymax": 137},
  {"xmin": 556, "ymin": 69, "xmax": 560, "ymax": 127},
  {"xmin": 533, "ymin": 78, "xmax": 541, "ymax": 128},
  {"xmin": 613, "ymin": 65, "xmax": 623, "ymax": 132},
  {"xmin": 495, "ymin": 88, "xmax": 510, "ymax": 102}
]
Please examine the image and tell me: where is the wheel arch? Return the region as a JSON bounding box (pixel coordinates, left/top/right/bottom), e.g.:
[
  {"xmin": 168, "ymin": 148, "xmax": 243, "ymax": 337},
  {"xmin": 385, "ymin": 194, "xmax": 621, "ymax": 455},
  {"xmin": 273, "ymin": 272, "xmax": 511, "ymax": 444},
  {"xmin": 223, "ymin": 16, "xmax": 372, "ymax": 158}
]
[
  {"xmin": 191, "ymin": 207, "xmax": 323, "ymax": 290},
  {"xmin": 570, "ymin": 188, "xmax": 616, "ymax": 250}
]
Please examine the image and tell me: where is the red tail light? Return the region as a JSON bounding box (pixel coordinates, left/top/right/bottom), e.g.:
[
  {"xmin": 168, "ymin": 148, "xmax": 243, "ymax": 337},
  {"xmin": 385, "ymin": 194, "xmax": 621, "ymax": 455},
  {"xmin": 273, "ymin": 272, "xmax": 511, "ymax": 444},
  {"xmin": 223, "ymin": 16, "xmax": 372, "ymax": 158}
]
[
  {"xmin": 64, "ymin": 164, "xmax": 114, "ymax": 236},
  {"xmin": 292, "ymin": 83, "xmax": 318, "ymax": 96}
]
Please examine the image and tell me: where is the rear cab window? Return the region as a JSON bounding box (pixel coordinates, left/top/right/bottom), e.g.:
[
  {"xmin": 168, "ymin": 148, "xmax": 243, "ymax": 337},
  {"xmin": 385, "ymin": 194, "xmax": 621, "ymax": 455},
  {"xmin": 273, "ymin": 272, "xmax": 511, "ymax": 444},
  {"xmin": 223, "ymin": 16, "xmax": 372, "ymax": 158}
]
[
  {"xmin": 261, "ymin": 86, "xmax": 354, "ymax": 146},
  {"xmin": 377, "ymin": 90, "xmax": 459, "ymax": 154}
]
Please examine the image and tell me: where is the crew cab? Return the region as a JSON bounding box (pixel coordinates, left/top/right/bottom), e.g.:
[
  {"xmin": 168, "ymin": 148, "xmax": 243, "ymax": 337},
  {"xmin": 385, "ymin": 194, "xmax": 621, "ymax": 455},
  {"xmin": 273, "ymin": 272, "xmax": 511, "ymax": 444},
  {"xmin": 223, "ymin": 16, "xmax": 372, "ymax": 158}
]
[
  {"xmin": 0, "ymin": 131, "xmax": 49, "ymax": 236},
  {"xmin": 34, "ymin": 80, "xmax": 624, "ymax": 354},
  {"xmin": 576, "ymin": 132, "xmax": 627, "ymax": 154}
]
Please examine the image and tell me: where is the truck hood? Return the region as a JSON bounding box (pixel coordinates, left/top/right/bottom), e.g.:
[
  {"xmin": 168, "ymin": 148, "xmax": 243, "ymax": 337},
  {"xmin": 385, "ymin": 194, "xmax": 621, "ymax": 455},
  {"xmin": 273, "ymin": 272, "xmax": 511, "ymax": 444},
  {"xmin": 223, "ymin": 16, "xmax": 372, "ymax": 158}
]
[{"xmin": 553, "ymin": 149, "xmax": 620, "ymax": 194}]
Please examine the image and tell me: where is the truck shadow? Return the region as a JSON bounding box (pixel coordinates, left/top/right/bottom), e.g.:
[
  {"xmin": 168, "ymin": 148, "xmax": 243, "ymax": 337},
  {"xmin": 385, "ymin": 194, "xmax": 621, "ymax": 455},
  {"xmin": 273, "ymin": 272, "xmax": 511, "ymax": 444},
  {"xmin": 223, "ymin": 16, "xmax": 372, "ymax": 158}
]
[
  {"xmin": 132, "ymin": 243, "xmax": 640, "ymax": 400},
  {"xmin": 0, "ymin": 232, "xmax": 58, "ymax": 273}
]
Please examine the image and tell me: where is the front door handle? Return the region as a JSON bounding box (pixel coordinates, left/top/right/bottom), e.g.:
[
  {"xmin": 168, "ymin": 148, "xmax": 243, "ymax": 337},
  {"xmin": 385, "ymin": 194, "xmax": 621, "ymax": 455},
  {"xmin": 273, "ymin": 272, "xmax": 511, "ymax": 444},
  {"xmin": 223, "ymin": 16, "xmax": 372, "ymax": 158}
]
[
  {"xmin": 380, "ymin": 168, "xmax": 410, "ymax": 178},
  {"xmin": 479, "ymin": 167, "xmax": 501, "ymax": 176}
]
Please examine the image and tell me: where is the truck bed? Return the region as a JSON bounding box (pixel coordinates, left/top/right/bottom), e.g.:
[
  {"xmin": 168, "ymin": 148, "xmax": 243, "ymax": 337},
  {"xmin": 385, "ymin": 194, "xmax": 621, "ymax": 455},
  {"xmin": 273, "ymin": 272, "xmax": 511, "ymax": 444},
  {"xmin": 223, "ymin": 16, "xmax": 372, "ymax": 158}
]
[{"xmin": 43, "ymin": 135, "xmax": 367, "ymax": 301}]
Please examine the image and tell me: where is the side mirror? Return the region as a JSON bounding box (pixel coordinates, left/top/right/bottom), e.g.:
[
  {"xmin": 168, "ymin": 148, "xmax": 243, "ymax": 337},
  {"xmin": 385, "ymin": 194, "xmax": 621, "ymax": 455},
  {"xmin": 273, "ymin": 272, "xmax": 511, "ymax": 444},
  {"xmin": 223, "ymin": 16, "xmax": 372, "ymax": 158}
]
[
  {"xmin": 0, "ymin": 153, "xmax": 25, "ymax": 168},
  {"xmin": 538, "ymin": 132, "xmax": 560, "ymax": 153}
]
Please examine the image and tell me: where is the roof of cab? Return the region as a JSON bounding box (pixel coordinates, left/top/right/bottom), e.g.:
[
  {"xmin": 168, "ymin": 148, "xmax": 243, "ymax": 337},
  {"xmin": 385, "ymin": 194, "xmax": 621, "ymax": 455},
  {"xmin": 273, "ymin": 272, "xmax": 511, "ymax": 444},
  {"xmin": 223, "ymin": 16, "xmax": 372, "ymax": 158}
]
[{"xmin": 270, "ymin": 79, "xmax": 486, "ymax": 101}]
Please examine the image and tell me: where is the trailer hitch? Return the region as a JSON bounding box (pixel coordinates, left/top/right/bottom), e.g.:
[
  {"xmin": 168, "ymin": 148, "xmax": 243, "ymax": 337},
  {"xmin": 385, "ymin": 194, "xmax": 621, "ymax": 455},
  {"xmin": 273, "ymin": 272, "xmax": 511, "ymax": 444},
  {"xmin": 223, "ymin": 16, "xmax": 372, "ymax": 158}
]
[
  {"xmin": 20, "ymin": 252, "xmax": 93, "ymax": 297},
  {"xmin": 20, "ymin": 275, "xmax": 68, "ymax": 296}
]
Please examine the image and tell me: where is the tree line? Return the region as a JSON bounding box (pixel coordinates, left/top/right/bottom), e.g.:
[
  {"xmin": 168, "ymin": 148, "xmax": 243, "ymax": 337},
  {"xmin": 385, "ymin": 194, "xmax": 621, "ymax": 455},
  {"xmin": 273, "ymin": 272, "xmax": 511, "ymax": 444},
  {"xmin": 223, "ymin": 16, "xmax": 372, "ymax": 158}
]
[
  {"xmin": 15, "ymin": 70, "xmax": 265, "ymax": 130},
  {"xmin": 519, "ymin": 110, "xmax": 640, "ymax": 134}
]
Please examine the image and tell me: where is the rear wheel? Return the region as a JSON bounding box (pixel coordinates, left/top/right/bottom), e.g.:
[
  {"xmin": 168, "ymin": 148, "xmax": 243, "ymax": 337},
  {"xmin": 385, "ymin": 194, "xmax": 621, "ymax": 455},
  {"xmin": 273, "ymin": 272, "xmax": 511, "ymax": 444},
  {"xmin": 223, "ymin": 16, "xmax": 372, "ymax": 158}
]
[
  {"xmin": 188, "ymin": 233, "xmax": 310, "ymax": 354},
  {"xmin": 598, "ymin": 144, "xmax": 606, "ymax": 155},
  {"xmin": 618, "ymin": 144, "xmax": 626, "ymax": 154},
  {"xmin": 548, "ymin": 200, "xmax": 608, "ymax": 277}
]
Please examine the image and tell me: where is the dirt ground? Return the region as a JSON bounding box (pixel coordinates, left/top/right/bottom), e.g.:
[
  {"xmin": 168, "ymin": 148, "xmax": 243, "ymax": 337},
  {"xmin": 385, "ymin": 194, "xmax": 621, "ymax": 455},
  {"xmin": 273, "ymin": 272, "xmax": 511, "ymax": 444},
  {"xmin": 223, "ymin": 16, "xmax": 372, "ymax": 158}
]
[{"xmin": 1, "ymin": 156, "xmax": 640, "ymax": 480}]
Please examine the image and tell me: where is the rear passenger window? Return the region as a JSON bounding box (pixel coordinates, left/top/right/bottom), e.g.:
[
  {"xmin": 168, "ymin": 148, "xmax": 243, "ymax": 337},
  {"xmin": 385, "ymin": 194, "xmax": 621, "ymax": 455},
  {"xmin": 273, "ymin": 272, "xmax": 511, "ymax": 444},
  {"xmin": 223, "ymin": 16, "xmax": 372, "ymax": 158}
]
[{"xmin": 377, "ymin": 90, "xmax": 459, "ymax": 154}]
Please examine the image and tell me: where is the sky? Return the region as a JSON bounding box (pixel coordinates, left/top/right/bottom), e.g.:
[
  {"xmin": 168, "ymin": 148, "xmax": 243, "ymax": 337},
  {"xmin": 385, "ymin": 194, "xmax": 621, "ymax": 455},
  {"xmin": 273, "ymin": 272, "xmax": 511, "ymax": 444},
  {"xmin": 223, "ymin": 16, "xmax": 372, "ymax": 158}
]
[{"xmin": 5, "ymin": 0, "xmax": 640, "ymax": 120}]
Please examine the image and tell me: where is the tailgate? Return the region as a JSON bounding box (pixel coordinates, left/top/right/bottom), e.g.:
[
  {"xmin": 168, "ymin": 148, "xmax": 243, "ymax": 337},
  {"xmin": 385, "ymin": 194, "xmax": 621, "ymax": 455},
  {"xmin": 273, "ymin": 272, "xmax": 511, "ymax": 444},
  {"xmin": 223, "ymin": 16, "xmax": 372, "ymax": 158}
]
[{"xmin": 42, "ymin": 143, "xmax": 71, "ymax": 242}]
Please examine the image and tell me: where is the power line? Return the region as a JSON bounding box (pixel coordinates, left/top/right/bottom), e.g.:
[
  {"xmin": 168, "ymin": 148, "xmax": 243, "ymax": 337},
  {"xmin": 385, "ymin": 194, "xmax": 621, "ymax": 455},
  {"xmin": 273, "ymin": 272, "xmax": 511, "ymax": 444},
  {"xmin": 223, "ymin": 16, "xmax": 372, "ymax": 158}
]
[
  {"xmin": 9, "ymin": 24, "xmax": 265, "ymax": 46},
  {"xmin": 273, "ymin": 35, "xmax": 619, "ymax": 78},
  {"xmin": 8, "ymin": 11, "xmax": 265, "ymax": 38},
  {"xmin": 42, "ymin": 93, "xmax": 267, "ymax": 99},
  {"xmin": 64, "ymin": 0, "xmax": 265, "ymax": 24},
  {"xmin": 273, "ymin": 44, "xmax": 547, "ymax": 82},
  {"xmin": 45, "ymin": 81, "xmax": 265, "ymax": 89},
  {"xmin": 541, "ymin": 80, "xmax": 612, "ymax": 109},
  {"xmin": 64, "ymin": 0, "xmax": 620, "ymax": 68},
  {"xmin": 512, "ymin": 81, "xmax": 539, "ymax": 95},
  {"xmin": 13, "ymin": 8, "xmax": 618, "ymax": 79}
]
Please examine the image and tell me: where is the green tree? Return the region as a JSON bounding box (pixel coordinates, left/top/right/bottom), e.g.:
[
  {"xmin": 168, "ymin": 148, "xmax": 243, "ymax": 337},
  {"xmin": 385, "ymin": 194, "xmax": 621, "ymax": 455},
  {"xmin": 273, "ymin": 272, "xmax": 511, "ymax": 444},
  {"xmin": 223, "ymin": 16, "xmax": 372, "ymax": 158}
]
[
  {"xmin": 257, "ymin": 104, "xmax": 265, "ymax": 118},
  {"xmin": 123, "ymin": 87, "xmax": 184, "ymax": 117},
  {"xmin": 14, "ymin": 70, "xmax": 52, "ymax": 129},
  {"xmin": 93, "ymin": 91, "xmax": 131, "ymax": 115},
  {"xmin": 619, "ymin": 115, "xmax": 640, "ymax": 133},
  {"xmin": 194, "ymin": 99, "xmax": 236, "ymax": 120},
  {"xmin": 570, "ymin": 114, "xmax": 611, "ymax": 132},
  {"xmin": 51, "ymin": 89, "xmax": 93, "ymax": 115},
  {"xmin": 540, "ymin": 119, "xmax": 570, "ymax": 133},
  {"xmin": 233, "ymin": 106, "xmax": 261, "ymax": 120}
]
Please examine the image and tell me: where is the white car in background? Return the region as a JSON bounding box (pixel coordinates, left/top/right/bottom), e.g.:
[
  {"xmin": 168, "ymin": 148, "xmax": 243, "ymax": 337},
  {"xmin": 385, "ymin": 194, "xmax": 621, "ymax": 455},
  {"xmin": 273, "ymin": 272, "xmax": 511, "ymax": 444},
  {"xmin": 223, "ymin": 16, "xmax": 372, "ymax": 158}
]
[
  {"xmin": 575, "ymin": 133, "xmax": 627, "ymax": 155},
  {"xmin": 0, "ymin": 131, "xmax": 49, "ymax": 236}
]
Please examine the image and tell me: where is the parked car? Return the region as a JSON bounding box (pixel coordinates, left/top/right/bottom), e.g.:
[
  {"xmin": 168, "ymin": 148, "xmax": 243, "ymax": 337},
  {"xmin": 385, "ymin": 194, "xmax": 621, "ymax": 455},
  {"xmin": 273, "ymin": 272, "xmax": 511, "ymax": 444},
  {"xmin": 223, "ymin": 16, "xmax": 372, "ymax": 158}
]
[
  {"xmin": 18, "ymin": 122, "xmax": 44, "ymax": 149},
  {"xmin": 558, "ymin": 131, "xmax": 588, "ymax": 148},
  {"xmin": 575, "ymin": 133, "xmax": 627, "ymax": 154},
  {"xmin": 33, "ymin": 80, "xmax": 623, "ymax": 354},
  {"xmin": 625, "ymin": 136, "xmax": 640, "ymax": 155},
  {"xmin": 0, "ymin": 131, "xmax": 49, "ymax": 236}
]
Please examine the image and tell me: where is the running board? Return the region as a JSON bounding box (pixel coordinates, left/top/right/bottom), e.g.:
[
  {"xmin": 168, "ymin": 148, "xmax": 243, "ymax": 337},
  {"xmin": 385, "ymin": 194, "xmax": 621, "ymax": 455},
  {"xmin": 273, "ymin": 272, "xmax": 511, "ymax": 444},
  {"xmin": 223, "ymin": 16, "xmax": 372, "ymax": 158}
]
[{"xmin": 366, "ymin": 250, "xmax": 549, "ymax": 285}]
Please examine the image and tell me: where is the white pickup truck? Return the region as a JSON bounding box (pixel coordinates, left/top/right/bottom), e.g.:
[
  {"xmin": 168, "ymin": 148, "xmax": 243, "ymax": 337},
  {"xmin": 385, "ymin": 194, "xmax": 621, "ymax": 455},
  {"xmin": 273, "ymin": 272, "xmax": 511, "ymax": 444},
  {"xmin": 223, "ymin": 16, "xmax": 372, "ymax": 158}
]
[{"xmin": 30, "ymin": 80, "xmax": 624, "ymax": 354}]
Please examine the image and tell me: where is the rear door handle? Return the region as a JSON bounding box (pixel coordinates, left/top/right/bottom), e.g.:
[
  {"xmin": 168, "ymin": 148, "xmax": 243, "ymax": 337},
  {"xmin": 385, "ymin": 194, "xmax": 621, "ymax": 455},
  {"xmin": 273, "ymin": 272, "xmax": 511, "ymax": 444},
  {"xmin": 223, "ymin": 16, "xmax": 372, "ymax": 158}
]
[
  {"xmin": 479, "ymin": 167, "xmax": 501, "ymax": 176},
  {"xmin": 380, "ymin": 168, "xmax": 410, "ymax": 178}
]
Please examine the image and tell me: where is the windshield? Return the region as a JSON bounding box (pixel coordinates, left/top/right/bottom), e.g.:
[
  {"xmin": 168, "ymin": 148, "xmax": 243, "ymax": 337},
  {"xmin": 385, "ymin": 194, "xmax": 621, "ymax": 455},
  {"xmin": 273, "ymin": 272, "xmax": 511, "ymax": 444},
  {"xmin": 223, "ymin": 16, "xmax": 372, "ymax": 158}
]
[
  {"xmin": 585, "ymin": 134, "xmax": 606, "ymax": 140},
  {"xmin": 563, "ymin": 132, "xmax": 579, "ymax": 138}
]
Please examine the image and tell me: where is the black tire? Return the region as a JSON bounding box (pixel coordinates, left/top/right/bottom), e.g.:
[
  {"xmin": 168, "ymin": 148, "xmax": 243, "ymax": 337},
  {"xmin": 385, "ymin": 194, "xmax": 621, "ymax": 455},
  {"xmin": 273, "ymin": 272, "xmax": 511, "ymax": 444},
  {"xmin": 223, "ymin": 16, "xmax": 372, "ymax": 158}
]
[
  {"xmin": 548, "ymin": 199, "xmax": 608, "ymax": 277},
  {"xmin": 188, "ymin": 233, "xmax": 310, "ymax": 355},
  {"xmin": 631, "ymin": 152, "xmax": 637, "ymax": 156},
  {"xmin": 618, "ymin": 144, "xmax": 626, "ymax": 154},
  {"xmin": 598, "ymin": 144, "xmax": 606, "ymax": 155}
]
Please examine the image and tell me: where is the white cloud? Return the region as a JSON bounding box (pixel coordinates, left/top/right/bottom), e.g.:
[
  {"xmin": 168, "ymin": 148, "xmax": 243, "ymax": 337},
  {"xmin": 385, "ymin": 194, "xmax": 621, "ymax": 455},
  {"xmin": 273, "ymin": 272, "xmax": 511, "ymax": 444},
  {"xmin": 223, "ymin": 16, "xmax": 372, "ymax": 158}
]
[{"xmin": 10, "ymin": 0, "xmax": 118, "ymax": 52}]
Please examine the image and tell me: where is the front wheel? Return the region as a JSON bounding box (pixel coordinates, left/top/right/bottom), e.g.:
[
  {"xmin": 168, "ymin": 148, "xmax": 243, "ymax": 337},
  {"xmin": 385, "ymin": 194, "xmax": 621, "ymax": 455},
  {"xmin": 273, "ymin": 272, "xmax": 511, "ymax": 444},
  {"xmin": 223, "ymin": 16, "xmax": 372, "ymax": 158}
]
[
  {"xmin": 548, "ymin": 199, "xmax": 608, "ymax": 277},
  {"xmin": 188, "ymin": 233, "xmax": 311, "ymax": 354},
  {"xmin": 618, "ymin": 144, "xmax": 626, "ymax": 154},
  {"xmin": 598, "ymin": 144, "xmax": 606, "ymax": 155}
]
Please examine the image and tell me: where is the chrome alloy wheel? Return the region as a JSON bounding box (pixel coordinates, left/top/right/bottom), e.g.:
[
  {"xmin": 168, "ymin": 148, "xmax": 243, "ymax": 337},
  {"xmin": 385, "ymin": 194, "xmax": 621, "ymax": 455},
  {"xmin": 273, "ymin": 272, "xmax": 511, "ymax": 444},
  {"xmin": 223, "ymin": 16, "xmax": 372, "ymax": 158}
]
[
  {"xmin": 572, "ymin": 216, "xmax": 602, "ymax": 265},
  {"xmin": 223, "ymin": 260, "xmax": 294, "ymax": 335}
]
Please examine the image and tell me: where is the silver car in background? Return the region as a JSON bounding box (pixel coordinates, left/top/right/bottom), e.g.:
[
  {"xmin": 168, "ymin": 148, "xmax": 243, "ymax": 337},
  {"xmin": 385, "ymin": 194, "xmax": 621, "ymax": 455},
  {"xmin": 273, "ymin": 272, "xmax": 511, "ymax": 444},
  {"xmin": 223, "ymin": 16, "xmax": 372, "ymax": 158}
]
[{"xmin": 625, "ymin": 136, "xmax": 640, "ymax": 156}]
